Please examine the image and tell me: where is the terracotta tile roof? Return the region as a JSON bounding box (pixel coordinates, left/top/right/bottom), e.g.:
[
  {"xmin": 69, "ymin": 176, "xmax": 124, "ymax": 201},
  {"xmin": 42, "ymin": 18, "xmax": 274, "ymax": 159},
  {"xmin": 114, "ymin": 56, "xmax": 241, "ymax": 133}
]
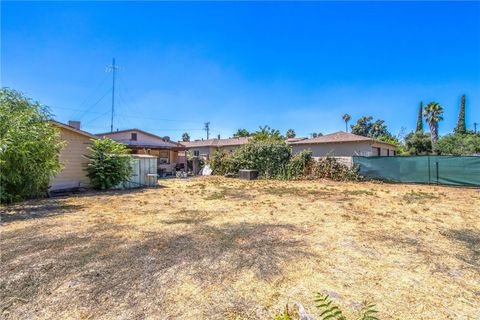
[
  {"xmin": 288, "ymin": 131, "xmax": 396, "ymax": 146},
  {"xmin": 181, "ymin": 137, "xmax": 250, "ymax": 148}
]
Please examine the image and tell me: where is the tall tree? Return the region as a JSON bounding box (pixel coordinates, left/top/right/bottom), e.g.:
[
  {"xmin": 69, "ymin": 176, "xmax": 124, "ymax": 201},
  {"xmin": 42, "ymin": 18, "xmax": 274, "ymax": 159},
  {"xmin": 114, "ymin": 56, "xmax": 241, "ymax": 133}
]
[
  {"xmin": 286, "ymin": 129, "xmax": 296, "ymax": 139},
  {"xmin": 416, "ymin": 101, "xmax": 423, "ymax": 133},
  {"xmin": 0, "ymin": 88, "xmax": 64, "ymax": 202},
  {"xmin": 423, "ymin": 102, "xmax": 444, "ymax": 150},
  {"xmin": 181, "ymin": 132, "xmax": 190, "ymax": 142},
  {"xmin": 342, "ymin": 114, "xmax": 351, "ymax": 132},
  {"xmin": 233, "ymin": 128, "xmax": 250, "ymax": 137},
  {"xmin": 455, "ymin": 95, "xmax": 466, "ymax": 134},
  {"xmin": 251, "ymin": 125, "xmax": 284, "ymax": 142}
]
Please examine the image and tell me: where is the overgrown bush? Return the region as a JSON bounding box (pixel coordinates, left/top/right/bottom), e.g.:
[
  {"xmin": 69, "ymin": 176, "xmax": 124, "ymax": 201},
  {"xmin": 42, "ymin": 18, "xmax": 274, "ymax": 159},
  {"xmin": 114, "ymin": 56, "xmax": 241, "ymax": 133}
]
[
  {"xmin": 307, "ymin": 157, "xmax": 361, "ymax": 181},
  {"xmin": 209, "ymin": 149, "xmax": 238, "ymax": 175},
  {"xmin": 85, "ymin": 139, "xmax": 132, "ymax": 190},
  {"xmin": 286, "ymin": 150, "xmax": 313, "ymax": 180},
  {"xmin": 234, "ymin": 141, "xmax": 292, "ymax": 179},
  {"xmin": 210, "ymin": 141, "xmax": 360, "ymax": 181},
  {"xmin": 0, "ymin": 88, "xmax": 64, "ymax": 203}
]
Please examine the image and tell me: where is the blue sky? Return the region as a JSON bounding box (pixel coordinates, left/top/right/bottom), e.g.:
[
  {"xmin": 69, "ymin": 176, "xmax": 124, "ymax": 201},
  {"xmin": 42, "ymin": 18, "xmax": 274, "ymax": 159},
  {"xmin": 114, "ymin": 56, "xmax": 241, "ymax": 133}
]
[{"xmin": 2, "ymin": 1, "xmax": 479, "ymax": 140}]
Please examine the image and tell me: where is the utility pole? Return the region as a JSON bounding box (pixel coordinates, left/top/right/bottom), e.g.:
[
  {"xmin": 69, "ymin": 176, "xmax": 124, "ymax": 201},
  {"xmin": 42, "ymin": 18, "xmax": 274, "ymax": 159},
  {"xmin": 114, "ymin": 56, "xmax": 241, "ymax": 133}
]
[
  {"xmin": 204, "ymin": 122, "xmax": 210, "ymax": 139},
  {"xmin": 107, "ymin": 58, "xmax": 119, "ymax": 132}
]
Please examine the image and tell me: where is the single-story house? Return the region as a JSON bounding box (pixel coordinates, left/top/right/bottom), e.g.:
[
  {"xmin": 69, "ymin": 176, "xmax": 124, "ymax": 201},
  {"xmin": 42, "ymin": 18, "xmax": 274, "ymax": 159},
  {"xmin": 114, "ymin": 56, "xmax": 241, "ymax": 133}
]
[
  {"xmin": 49, "ymin": 120, "xmax": 97, "ymax": 191},
  {"xmin": 96, "ymin": 129, "xmax": 186, "ymax": 173},
  {"xmin": 288, "ymin": 131, "xmax": 397, "ymax": 157},
  {"xmin": 181, "ymin": 137, "xmax": 250, "ymax": 159}
]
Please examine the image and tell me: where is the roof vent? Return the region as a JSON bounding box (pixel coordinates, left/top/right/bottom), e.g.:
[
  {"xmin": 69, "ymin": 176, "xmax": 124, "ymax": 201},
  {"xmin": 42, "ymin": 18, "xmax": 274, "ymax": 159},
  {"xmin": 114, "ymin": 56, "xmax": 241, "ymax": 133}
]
[{"xmin": 68, "ymin": 120, "xmax": 80, "ymax": 130}]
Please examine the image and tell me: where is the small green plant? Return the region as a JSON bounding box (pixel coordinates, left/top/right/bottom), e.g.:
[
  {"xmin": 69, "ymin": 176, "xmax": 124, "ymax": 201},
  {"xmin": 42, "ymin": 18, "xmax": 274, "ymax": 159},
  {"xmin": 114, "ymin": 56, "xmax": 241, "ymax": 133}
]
[
  {"xmin": 273, "ymin": 293, "xmax": 379, "ymax": 320},
  {"xmin": 85, "ymin": 138, "xmax": 132, "ymax": 190}
]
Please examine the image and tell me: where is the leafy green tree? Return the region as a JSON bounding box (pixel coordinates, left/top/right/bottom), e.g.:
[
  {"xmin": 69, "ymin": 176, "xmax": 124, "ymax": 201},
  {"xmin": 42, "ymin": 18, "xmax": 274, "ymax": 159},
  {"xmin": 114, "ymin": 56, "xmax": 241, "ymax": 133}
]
[
  {"xmin": 286, "ymin": 129, "xmax": 296, "ymax": 139},
  {"xmin": 251, "ymin": 125, "xmax": 284, "ymax": 142},
  {"xmin": 85, "ymin": 139, "xmax": 132, "ymax": 190},
  {"xmin": 403, "ymin": 131, "xmax": 432, "ymax": 155},
  {"xmin": 454, "ymin": 95, "xmax": 466, "ymax": 134},
  {"xmin": 0, "ymin": 88, "xmax": 64, "ymax": 202},
  {"xmin": 233, "ymin": 128, "xmax": 250, "ymax": 137},
  {"xmin": 416, "ymin": 101, "xmax": 423, "ymax": 133},
  {"xmin": 342, "ymin": 113, "xmax": 351, "ymax": 132},
  {"xmin": 436, "ymin": 133, "xmax": 480, "ymax": 155},
  {"xmin": 181, "ymin": 132, "xmax": 190, "ymax": 142},
  {"xmin": 350, "ymin": 116, "xmax": 392, "ymax": 139},
  {"xmin": 423, "ymin": 102, "xmax": 444, "ymax": 149}
]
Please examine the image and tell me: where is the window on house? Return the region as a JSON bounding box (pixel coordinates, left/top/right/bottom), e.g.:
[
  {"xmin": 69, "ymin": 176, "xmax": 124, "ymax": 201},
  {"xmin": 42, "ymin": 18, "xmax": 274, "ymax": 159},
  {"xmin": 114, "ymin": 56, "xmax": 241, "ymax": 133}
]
[
  {"xmin": 131, "ymin": 133, "xmax": 137, "ymax": 141},
  {"xmin": 193, "ymin": 150, "xmax": 200, "ymax": 157},
  {"xmin": 159, "ymin": 150, "xmax": 170, "ymax": 164},
  {"xmin": 387, "ymin": 149, "xmax": 390, "ymax": 156}
]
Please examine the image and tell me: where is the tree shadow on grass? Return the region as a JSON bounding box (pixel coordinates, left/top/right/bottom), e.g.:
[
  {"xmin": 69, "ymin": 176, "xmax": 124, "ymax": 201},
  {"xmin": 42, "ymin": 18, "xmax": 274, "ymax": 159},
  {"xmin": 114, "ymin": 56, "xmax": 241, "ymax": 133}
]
[
  {"xmin": 441, "ymin": 228, "xmax": 480, "ymax": 268},
  {"xmin": 0, "ymin": 201, "xmax": 84, "ymax": 223},
  {"xmin": 1, "ymin": 221, "xmax": 315, "ymax": 319}
]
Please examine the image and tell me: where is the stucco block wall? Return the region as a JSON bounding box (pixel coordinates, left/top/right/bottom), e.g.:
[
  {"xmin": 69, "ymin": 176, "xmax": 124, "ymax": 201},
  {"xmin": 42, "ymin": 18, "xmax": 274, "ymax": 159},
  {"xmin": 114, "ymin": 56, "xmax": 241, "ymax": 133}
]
[
  {"xmin": 50, "ymin": 128, "xmax": 93, "ymax": 190},
  {"xmin": 292, "ymin": 142, "xmax": 373, "ymax": 157}
]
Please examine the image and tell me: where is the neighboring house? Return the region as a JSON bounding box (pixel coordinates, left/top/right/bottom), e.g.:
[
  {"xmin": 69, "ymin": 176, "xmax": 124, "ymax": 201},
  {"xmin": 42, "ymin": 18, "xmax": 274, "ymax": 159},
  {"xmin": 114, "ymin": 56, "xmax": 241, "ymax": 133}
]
[
  {"xmin": 96, "ymin": 129, "xmax": 186, "ymax": 173},
  {"xmin": 181, "ymin": 137, "xmax": 250, "ymax": 159},
  {"xmin": 49, "ymin": 120, "xmax": 97, "ymax": 191},
  {"xmin": 288, "ymin": 131, "xmax": 397, "ymax": 157}
]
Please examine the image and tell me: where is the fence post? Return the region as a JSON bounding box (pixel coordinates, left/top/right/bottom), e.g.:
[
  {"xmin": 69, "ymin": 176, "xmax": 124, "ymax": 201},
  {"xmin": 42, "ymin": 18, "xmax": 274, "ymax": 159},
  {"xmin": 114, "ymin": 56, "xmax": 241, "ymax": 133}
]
[
  {"xmin": 435, "ymin": 161, "xmax": 439, "ymax": 185},
  {"xmin": 427, "ymin": 156, "xmax": 431, "ymax": 184}
]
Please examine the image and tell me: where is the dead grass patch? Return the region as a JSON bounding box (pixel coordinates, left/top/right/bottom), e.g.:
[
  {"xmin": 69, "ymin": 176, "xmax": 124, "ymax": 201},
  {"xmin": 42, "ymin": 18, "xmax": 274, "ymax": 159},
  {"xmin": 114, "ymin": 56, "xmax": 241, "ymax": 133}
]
[{"xmin": 1, "ymin": 176, "xmax": 479, "ymax": 319}]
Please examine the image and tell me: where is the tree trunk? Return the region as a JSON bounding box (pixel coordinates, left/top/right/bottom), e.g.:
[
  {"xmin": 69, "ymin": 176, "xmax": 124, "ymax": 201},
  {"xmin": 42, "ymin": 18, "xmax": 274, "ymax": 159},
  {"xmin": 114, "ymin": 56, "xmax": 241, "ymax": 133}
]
[{"xmin": 429, "ymin": 121, "xmax": 438, "ymax": 152}]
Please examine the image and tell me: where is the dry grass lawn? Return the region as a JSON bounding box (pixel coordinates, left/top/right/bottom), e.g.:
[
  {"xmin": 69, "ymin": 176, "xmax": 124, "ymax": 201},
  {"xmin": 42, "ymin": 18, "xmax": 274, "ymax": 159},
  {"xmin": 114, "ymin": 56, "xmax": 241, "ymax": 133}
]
[{"xmin": 1, "ymin": 177, "xmax": 479, "ymax": 319}]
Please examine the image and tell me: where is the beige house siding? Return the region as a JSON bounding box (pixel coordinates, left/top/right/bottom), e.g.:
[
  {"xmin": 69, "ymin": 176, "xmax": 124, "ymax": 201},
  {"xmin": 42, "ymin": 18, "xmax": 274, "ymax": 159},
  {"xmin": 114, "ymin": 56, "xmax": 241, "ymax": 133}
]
[{"xmin": 50, "ymin": 127, "xmax": 93, "ymax": 190}]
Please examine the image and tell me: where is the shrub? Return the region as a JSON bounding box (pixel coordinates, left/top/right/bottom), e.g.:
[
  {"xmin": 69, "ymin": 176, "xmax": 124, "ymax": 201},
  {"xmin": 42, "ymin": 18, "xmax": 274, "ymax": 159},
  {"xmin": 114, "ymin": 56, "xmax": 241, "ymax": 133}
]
[
  {"xmin": 234, "ymin": 141, "xmax": 292, "ymax": 179},
  {"xmin": 209, "ymin": 149, "xmax": 238, "ymax": 175},
  {"xmin": 85, "ymin": 139, "xmax": 132, "ymax": 190},
  {"xmin": 308, "ymin": 157, "xmax": 361, "ymax": 181},
  {"xmin": 436, "ymin": 133, "xmax": 480, "ymax": 155},
  {"xmin": 286, "ymin": 150, "xmax": 313, "ymax": 180},
  {"xmin": 0, "ymin": 88, "xmax": 64, "ymax": 203}
]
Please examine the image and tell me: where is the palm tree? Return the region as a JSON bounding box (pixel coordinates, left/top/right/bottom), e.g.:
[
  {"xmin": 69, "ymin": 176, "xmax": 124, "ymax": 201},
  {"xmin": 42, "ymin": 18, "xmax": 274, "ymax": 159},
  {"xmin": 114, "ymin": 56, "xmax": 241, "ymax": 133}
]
[
  {"xmin": 342, "ymin": 114, "xmax": 351, "ymax": 132},
  {"xmin": 423, "ymin": 102, "xmax": 444, "ymax": 150}
]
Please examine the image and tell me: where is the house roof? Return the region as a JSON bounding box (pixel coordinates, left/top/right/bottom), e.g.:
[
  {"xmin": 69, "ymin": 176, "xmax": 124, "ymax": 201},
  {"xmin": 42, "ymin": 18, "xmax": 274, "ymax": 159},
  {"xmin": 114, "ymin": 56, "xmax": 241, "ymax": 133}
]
[
  {"xmin": 49, "ymin": 120, "xmax": 98, "ymax": 139},
  {"xmin": 181, "ymin": 137, "xmax": 250, "ymax": 148},
  {"xmin": 96, "ymin": 128, "xmax": 186, "ymax": 149},
  {"xmin": 285, "ymin": 137, "xmax": 308, "ymax": 143},
  {"xmin": 287, "ymin": 131, "xmax": 397, "ymax": 147}
]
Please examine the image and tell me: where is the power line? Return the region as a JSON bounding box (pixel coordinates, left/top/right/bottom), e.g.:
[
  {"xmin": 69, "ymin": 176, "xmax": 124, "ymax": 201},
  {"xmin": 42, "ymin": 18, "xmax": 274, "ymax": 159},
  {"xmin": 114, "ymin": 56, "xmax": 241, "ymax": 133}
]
[
  {"xmin": 49, "ymin": 105, "xmax": 199, "ymax": 123},
  {"xmin": 76, "ymin": 88, "xmax": 112, "ymax": 120},
  {"xmin": 70, "ymin": 73, "xmax": 111, "ymax": 119}
]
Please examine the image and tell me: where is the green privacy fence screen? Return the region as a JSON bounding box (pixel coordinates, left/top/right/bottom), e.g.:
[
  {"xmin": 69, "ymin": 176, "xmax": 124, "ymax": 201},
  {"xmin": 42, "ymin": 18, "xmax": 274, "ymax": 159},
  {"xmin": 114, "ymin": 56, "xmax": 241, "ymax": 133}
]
[{"xmin": 352, "ymin": 156, "xmax": 480, "ymax": 186}]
